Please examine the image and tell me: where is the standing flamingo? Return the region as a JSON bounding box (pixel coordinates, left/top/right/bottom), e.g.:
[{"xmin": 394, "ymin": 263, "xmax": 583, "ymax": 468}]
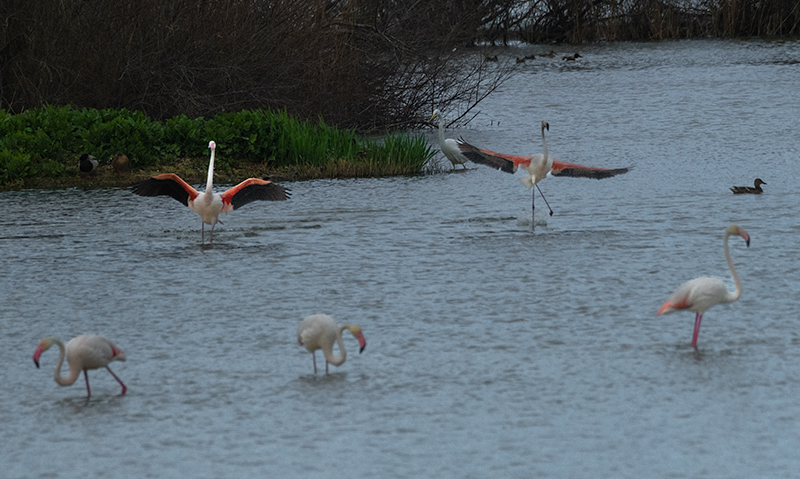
[
  {"xmin": 33, "ymin": 335, "xmax": 127, "ymax": 398},
  {"xmin": 457, "ymin": 121, "xmax": 629, "ymax": 217},
  {"xmin": 297, "ymin": 314, "xmax": 367, "ymax": 374},
  {"xmin": 657, "ymin": 224, "xmax": 750, "ymax": 348},
  {"xmin": 429, "ymin": 109, "xmax": 469, "ymax": 169},
  {"xmin": 130, "ymin": 141, "xmax": 290, "ymax": 243}
]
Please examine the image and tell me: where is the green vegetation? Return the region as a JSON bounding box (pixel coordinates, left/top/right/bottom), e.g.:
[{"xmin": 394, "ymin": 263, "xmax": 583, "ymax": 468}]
[{"xmin": 0, "ymin": 106, "xmax": 437, "ymax": 190}]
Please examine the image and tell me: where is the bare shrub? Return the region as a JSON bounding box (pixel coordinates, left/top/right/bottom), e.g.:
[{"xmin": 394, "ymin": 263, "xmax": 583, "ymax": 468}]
[{"xmin": 0, "ymin": 0, "xmax": 512, "ymax": 132}]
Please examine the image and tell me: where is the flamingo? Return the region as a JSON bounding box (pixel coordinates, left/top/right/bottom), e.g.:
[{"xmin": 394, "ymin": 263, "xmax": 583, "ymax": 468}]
[
  {"xmin": 297, "ymin": 314, "xmax": 366, "ymax": 374},
  {"xmin": 33, "ymin": 334, "xmax": 127, "ymax": 398},
  {"xmin": 79, "ymin": 153, "xmax": 98, "ymax": 176},
  {"xmin": 130, "ymin": 141, "xmax": 290, "ymax": 243},
  {"xmin": 430, "ymin": 109, "xmax": 469, "ymax": 169},
  {"xmin": 657, "ymin": 224, "xmax": 750, "ymax": 349},
  {"xmin": 457, "ymin": 121, "xmax": 629, "ymax": 217},
  {"xmin": 731, "ymin": 178, "xmax": 766, "ymax": 194}
]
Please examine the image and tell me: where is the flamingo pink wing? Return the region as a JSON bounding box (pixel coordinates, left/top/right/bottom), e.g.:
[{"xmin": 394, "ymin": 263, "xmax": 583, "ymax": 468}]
[
  {"xmin": 130, "ymin": 173, "xmax": 199, "ymax": 206},
  {"xmin": 550, "ymin": 159, "xmax": 629, "ymax": 179},
  {"xmin": 220, "ymin": 178, "xmax": 290, "ymax": 211},
  {"xmin": 456, "ymin": 138, "xmax": 531, "ymax": 173}
]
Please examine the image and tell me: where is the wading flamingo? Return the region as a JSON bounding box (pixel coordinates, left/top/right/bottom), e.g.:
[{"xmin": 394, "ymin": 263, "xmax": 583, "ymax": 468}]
[
  {"xmin": 657, "ymin": 224, "xmax": 750, "ymax": 349},
  {"xmin": 430, "ymin": 109, "xmax": 469, "ymax": 169},
  {"xmin": 457, "ymin": 121, "xmax": 629, "ymax": 217},
  {"xmin": 297, "ymin": 314, "xmax": 366, "ymax": 374},
  {"xmin": 130, "ymin": 141, "xmax": 290, "ymax": 243},
  {"xmin": 33, "ymin": 334, "xmax": 127, "ymax": 398},
  {"xmin": 731, "ymin": 178, "xmax": 766, "ymax": 194}
]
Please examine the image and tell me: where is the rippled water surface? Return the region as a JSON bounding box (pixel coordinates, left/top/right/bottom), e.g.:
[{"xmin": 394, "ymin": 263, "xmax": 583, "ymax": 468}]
[{"xmin": 2, "ymin": 39, "xmax": 800, "ymax": 478}]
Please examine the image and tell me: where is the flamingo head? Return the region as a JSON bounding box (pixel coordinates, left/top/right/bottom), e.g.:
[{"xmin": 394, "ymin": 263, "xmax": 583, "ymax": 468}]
[
  {"xmin": 32, "ymin": 337, "xmax": 55, "ymax": 368},
  {"xmin": 347, "ymin": 325, "xmax": 367, "ymax": 354},
  {"xmin": 208, "ymin": 141, "xmax": 216, "ymax": 150},
  {"xmin": 726, "ymin": 224, "xmax": 750, "ymax": 247},
  {"xmin": 541, "ymin": 121, "xmax": 549, "ymax": 132},
  {"xmin": 429, "ymin": 109, "xmax": 441, "ymax": 124}
]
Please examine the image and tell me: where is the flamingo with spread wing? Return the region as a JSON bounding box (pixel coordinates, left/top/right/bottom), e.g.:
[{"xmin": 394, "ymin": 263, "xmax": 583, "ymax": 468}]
[
  {"xmin": 130, "ymin": 141, "xmax": 290, "ymax": 243},
  {"xmin": 457, "ymin": 121, "xmax": 629, "ymax": 217}
]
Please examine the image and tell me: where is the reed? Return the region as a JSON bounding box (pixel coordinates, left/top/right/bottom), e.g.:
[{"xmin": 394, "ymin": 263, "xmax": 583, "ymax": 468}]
[{"xmin": 0, "ymin": 107, "xmax": 436, "ymax": 189}]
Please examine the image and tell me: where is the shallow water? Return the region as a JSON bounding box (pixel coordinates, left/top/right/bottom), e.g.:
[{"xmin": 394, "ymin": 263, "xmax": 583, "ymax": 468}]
[{"xmin": 2, "ymin": 39, "xmax": 800, "ymax": 478}]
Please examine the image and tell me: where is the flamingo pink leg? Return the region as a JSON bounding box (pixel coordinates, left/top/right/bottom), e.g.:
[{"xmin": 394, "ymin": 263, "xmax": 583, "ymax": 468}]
[
  {"xmin": 84, "ymin": 370, "xmax": 92, "ymax": 398},
  {"xmin": 312, "ymin": 351, "xmax": 317, "ymax": 374},
  {"xmin": 106, "ymin": 366, "xmax": 127, "ymax": 395},
  {"xmin": 536, "ymin": 184, "xmax": 554, "ymax": 216},
  {"xmin": 691, "ymin": 313, "xmax": 703, "ymax": 349}
]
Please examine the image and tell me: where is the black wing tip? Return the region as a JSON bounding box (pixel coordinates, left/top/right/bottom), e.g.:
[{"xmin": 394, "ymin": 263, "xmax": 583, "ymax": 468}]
[{"xmin": 456, "ymin": 137, "xmax": 515, "ymax": 174}]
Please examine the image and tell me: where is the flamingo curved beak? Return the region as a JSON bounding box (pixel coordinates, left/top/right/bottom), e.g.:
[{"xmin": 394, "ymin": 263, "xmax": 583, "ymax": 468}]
[
  {"xmin": 357, "ymin": 332, "xmax": 367, "ymax": 354},
  {"xmin": 33, "ymin": 345, "xmax": 43, "ymax": 368}
]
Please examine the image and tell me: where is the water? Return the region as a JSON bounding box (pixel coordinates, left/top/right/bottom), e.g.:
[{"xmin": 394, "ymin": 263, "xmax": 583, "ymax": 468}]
[{"xmin": 2, "ymin": 39, "xmax": 800, "ymax": 478}]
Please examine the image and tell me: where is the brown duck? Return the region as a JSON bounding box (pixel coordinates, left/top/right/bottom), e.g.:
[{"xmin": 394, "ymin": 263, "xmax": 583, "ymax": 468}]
[
  {"xmin": 730, "ymin": 178, "xmax": 766, "ymax": 194},
  {"xmin": 111, "ymin": 152, "xmax": 129, "ymax": 176}
]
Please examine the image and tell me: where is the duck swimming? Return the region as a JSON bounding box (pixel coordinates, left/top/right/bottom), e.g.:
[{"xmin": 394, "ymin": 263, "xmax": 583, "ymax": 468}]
[{"xmin": 730, "ymin": 178, "xmax": 766, "ymax": 194}]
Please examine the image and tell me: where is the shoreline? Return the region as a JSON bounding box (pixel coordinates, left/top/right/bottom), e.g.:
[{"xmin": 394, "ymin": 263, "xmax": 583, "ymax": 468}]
[{"xmin": 0, "ymin": 159, "xmax": 440, "ymax": 192}]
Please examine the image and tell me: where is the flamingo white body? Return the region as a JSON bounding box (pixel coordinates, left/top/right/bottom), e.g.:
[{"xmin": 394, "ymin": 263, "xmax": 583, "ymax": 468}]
[
  {"xmin": 457, "ymin": 121, "xmax": 628, "ymax": 217},
  {"xmin": 130, "ymin": 141, "xmax": 290, "ymax": 243},
  {"xmin": 430, "ymin": 109, "xmax": 469, "ymax": 169},
  {"xmin": 297, "ymin": 314, "xmax": 367, "ymax": 374},
  {"xmin": 657, "ymin": 224, "xmax": 750, "ymax": 348},
  {"xmin": 33, "ymin": 334, "xmax": 127, "ymax": 398}
]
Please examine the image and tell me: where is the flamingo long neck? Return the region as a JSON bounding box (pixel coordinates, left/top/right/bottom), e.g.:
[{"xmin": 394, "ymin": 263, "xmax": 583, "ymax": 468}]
[
  {"xmin": 205, "ymin": 148, "xmax": 216, "ymax": 194},
  {"xmin": 322, "ymin": 325, "xmax": 349, "ymax": 367},
  {"xmin": 51, "ymin": 339, "xmax": 81, "ymax": 386},
  {"xmin": 724, "ymin": 231, "xmax": 743, "ymax": 303},
  {"xmin": 541, "ymin": 124, "xmax": 549, "ymax": 164}
]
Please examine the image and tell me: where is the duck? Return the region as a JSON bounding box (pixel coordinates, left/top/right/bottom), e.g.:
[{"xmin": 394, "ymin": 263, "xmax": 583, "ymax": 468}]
[
  {"xmin": 111, "ymin": 152, "xmax": 129, "ymax": 176},
  {"xmin": 79, "ymin": 154, "xmax": 98, "ymax": 176},
  {"xmin": 730, "ymin": 178, "xmax": 766, "ymax": 194},
  {"xmin": 563, "ymin": 53, "xmax": 582, "ymax": 61}
]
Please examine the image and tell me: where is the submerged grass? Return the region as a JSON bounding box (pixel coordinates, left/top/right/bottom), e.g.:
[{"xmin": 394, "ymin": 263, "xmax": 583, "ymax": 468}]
[{"xmin": 0, "ymin": 106, "xmax": 438, "ymax": 190}]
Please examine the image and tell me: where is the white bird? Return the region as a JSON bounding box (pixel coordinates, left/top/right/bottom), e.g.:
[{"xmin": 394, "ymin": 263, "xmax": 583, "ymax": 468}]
[
  {"xmin": 457, "ymin": 121, "xmax": 628, "ymax": 217},
  {"xmin": 130, "ymin": 141, "xmax": 290, "ymax": 243},
  {"xmin": 33, "ymin": 334, "xmax": 127, "ymax": 398},
  {"xmin": 429, "ymin": 109, "xmax": 469, "ymax": 169},
  {"xmin": 657, "ymin": 224, "xmax": 750, "ymax": 348},
  {"xmin": 297, "ymin": 314, "xmax": 366, "ymax": 374}
]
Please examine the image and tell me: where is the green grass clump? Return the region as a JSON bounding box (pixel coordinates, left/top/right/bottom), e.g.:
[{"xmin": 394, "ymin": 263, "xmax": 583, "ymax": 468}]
[{"xmin": 0, "ymin": 106, "xmax": 435, "ymax": 188}]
